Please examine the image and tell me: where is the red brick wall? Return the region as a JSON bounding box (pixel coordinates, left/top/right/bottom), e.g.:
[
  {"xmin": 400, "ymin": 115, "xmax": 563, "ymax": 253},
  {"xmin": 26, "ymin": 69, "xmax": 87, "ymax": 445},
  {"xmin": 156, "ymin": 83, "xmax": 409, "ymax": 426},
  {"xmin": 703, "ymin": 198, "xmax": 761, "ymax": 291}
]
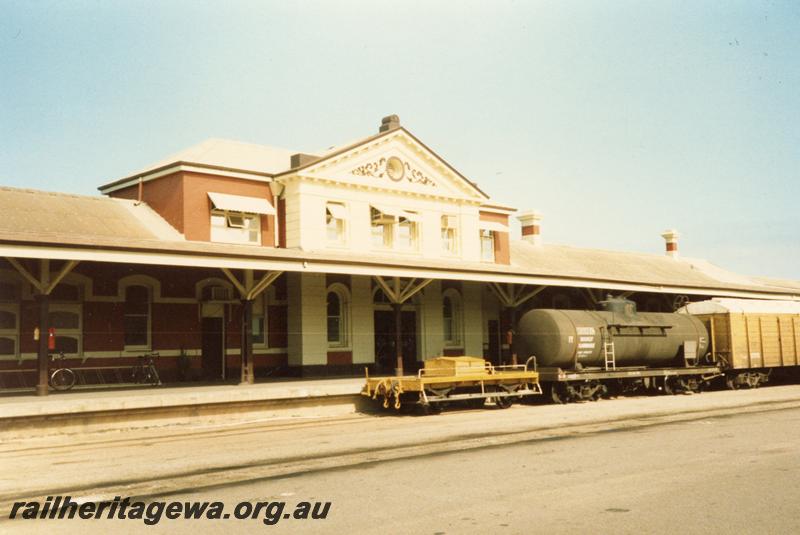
[
  {"xmin": 479, "ymin": 211, "xmax": 510, "ymax": 265},
  {"xmin": 181, "ymin": 172, "xmax": 275, "ymax": 246},
  {"xmin": 114, "ymin": 172, "xmax": 185, "ymax": 234},
  {"xmin": 327, "ymin": 351, "xmax": 352, "ymax": 365},
  {"xmin": 110, "ymin": 171, "xmax": 277, "ymax": 247},
  {"xmin": 84, "ymin": 302, "xmax": 122, "ymax": 351},
  {"xmin": 151, "ymin": 303, "xmax": 200, "ymax": 350}
]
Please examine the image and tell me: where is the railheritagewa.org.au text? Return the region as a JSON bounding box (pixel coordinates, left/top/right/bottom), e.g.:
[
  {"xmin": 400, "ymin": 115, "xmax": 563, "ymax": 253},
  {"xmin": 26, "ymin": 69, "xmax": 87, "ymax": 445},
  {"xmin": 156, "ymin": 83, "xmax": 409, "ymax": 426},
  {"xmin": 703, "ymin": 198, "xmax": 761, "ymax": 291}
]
[{"xmin": 8, "ymin": 496, "xmax": 331, "ymax": 526}]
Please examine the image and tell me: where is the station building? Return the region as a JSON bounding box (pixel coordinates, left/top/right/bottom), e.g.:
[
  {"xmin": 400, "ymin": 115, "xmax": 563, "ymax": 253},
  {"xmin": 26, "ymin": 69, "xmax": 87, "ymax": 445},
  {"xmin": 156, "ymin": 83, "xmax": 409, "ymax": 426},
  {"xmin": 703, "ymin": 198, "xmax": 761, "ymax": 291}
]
[{"xmin": 1, "ymin": 115, "xmax": 799, "ymax": 394}]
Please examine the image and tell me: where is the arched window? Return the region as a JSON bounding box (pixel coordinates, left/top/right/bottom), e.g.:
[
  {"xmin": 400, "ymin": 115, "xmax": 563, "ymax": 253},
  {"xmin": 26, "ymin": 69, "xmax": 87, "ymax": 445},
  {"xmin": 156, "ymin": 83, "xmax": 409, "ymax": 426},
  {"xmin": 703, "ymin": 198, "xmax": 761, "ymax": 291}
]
[
  {"xmin": 124, "ymin": 285, "xmax": 151, "ymax": 349},
  {"xmin": 326, "ymin": 284, "xmax": 350, "ymax": 348},
  {"xmin": 442, "ymin": 289, "xmax": 463, "ymax": 348}
]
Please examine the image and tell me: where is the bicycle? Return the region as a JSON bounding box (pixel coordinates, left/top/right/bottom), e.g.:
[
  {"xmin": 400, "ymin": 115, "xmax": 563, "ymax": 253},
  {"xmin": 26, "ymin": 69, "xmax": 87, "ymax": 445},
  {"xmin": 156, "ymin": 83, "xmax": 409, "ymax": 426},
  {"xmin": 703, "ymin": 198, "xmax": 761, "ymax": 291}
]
[
  {"xmin": 49, "ymin": 351, "xmax": 77, "ymax": 391},
  {"xmin": 131, "ymin": 352, "xmax": 161, "ymax": 386}
]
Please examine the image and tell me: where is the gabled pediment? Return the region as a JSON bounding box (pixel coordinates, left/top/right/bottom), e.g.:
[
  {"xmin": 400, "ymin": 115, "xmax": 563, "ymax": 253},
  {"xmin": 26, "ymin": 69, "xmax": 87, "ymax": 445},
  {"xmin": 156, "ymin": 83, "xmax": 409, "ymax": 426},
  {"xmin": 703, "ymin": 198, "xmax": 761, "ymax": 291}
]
[{"xmin": 284, "ymin": 128, "xmax": 489, "ymax": 202}]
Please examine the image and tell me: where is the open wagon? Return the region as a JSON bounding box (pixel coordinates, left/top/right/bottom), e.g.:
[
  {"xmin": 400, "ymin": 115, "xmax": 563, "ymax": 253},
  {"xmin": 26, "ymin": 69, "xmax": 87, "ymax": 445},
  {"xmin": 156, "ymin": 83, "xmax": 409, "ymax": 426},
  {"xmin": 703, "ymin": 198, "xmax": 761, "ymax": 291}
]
[{"xmin": 362, "ymin": 356, "xmax": 541, "ymax": 413}]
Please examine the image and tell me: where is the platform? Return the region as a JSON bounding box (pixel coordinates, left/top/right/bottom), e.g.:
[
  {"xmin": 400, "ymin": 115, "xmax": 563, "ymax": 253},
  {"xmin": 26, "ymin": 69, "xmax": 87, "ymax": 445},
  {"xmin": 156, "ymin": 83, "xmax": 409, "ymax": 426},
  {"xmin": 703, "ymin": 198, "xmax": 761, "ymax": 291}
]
[{"xmin": 0, "ymin": 378, "xmax": 366, "ymax": 439}]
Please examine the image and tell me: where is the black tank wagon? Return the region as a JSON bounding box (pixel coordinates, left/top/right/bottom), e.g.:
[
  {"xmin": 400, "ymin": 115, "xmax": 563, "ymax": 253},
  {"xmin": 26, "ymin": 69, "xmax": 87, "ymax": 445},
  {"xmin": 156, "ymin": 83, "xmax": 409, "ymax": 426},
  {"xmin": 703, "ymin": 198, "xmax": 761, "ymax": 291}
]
[{"xmin": 514, "ymin": 297, "xmax": 720, "ymax": 403}]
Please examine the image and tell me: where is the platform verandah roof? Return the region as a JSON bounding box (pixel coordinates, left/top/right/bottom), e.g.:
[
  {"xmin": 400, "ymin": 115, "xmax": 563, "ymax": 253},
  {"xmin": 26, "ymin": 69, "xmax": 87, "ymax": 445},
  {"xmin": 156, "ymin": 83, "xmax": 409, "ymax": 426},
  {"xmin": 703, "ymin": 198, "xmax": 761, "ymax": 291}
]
[{"xmin": 0, "ymin": 185, "xmax": 797, "ymax": 301}]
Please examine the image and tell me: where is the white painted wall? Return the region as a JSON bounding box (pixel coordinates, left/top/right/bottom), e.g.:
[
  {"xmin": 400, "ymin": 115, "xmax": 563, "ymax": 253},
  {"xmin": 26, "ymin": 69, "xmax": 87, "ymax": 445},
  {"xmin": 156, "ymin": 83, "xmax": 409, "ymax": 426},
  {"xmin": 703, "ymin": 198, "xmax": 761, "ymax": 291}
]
[
  {"xmin": 350, "ymin": 275, "xmax": 375, "ymax": 364},
  {"xmin": 420, "ymin": 280, "xmax": 444, "ymax": 359},
  {"xmin": 462, "ymin": 282, "xmax": 484, "ymax": 357},
  {"xmin": 287, "ymin": 272, "xmax": 327, "ymax": 366}
]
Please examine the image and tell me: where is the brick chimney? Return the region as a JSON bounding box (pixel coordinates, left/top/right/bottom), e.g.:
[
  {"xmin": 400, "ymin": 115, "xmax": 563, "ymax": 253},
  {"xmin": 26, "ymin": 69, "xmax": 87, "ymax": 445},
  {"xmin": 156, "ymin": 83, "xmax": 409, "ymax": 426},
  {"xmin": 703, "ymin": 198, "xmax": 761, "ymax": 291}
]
[
  {"xmin": 517, "ymin": 210, "xmax": 542, "ymax": 245},
  {"xmin": 661, "ymin": 229, "xmax": 679, "ymax": 257},
  {"xmin": 379, "ymin": 114, "xmax": 400, "ymax": 133}
]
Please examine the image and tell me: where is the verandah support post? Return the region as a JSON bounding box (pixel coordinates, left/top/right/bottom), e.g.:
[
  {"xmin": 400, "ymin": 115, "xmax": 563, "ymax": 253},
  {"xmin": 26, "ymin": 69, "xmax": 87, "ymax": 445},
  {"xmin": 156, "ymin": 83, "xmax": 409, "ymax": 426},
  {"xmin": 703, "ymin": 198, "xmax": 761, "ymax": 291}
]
[
  {"xmin": 5, "ymin": 257, "xmax": 79, "ymax": 396},
  {"xmin": 35, "ymin": 293, "xmax": 49, "ymax": 396},
  {"xmin": 221, "ymin": 268, "xmax": 282, "ymax": 385},
  {"xmin": 488, "ymin": 283, "xmax": 546, "ymax": 366},
  {"xmin": 393, "ymin": 302, "xmax": 403, "ymax": 377},
  {"xmin": 240, "ymin": 298, "xmax": 254, "ymax": 385}
]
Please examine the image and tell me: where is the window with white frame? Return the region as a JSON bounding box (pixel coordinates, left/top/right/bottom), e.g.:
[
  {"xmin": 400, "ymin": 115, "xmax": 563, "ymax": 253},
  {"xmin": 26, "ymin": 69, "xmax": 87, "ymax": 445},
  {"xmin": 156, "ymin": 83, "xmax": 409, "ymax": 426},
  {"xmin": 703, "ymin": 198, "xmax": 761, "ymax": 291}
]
[
  {"xmin": 326, "ymin": 203, "xmax": 347, "ymax": 245},
  {"xmin": 442, "ymin": 289, "xmax": 463, "ymax": 347},
  {"xmin": 0, "ymin": 304, "xmax": 19, "ymax": 358},
  {"xmin": 124, "ymin": 285, "xmax": 151, "ymax": 349},
  {"xmin": 480, "ymin": 229, "xmax": 495, "ymax": 262},
  {"xmin": 396, "ymin": 213, "xmax": 418, "ymax": 250},
  {"xmin": 49, "ymin": 304, "xmax": 82, "ymax": 355},
  {"xmin": 326, "ymin": 284, "xmax": 350, "ymax": 348},
  {"xmin": 210, "ymin": 210, "xmax": 261, "ymax": 245},
  {"xmin": 370, "ymin": 207, "xmax": 394, "ymax": 248},
  {"xmin": 441, "ymin": 215, "xmax": 458, "ymax": 254},
  {"xmin": 370, "ymin": 206, "xmax": 419, "ymax": 251}
]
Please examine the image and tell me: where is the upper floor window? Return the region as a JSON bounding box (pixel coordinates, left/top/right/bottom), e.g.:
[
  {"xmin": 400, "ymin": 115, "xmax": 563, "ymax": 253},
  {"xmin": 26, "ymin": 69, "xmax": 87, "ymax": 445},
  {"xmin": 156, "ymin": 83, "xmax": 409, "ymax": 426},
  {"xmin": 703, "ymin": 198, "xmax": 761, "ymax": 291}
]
[
  {"xmin": 210, "ymin": 210, "xmax": 261, "ymax": 245},
  {"xmin": 326, "ymin": 203, "xmax": 347, "ymax": 245},
  {"xmin": 371, "ymin": 207, "xmax": 394, "ymax": 248},
  {"xmin": 396, "ymin": 213, "xmax": 418, "ymax": 250},
  {"xmin": 370, "ymin": 205, "xmax": 419, "ymax": 251},
  {"xmin": 124, "ymin": 285, "xmax": 151, "ymax": 349},
  {"xmin": 480, "ymin": 229, "xmax": 495, "ymax": 262},
  {"xmin": 326, "ymin": 284, "xmax": 350, "ymax": 348},
  {"xmin": 441, "ymin": 215, "xmax": 458, "ymax": 254}
]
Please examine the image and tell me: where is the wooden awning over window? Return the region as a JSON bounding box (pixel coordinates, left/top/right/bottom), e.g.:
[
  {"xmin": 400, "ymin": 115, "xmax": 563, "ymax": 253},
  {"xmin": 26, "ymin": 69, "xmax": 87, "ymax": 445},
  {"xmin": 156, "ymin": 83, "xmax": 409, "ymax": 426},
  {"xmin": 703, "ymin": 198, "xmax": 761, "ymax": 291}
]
[
  {"xmin": 326, "ymin": 203, "xmax": 348, "ymax": 220},
  {"xmin": 371, "ymin": 204, "xmax": 420, "ymax": 222},
  {"xmin": 208, "ymin": 192, "xmax": 276, "ymax": 215},
  {"xmin": 478, "ymin": 220, "xmax": 509, "ymax": 233}
]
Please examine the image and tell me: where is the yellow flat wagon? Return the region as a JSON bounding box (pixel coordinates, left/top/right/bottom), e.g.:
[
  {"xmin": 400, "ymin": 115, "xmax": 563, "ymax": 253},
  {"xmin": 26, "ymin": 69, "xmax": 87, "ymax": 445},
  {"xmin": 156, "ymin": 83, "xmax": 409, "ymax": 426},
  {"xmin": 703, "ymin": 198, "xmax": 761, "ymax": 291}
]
[
  {"xmin": 683, "ymin": 298, "xmax": 800, "ymax": 388},
  {"xmin": 362, "ymin": 356, "xmax": 541, "ymax": 413}
]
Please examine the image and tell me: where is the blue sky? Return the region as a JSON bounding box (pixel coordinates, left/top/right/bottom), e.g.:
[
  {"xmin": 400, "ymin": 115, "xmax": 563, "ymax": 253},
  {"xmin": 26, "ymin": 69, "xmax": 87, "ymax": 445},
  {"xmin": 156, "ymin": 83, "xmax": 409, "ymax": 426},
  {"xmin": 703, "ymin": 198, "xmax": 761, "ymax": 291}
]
[{"xmin": 1, "ymin": 1, "xmax": 798, "ymax": 279}]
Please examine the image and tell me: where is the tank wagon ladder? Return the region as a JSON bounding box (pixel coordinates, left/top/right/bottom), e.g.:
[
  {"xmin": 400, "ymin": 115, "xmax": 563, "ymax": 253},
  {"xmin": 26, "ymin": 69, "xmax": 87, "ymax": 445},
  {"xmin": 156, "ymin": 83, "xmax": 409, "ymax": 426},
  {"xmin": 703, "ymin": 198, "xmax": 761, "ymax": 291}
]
[{"xmin": 601, "ymin": 328, "xmax": 617, "ymax": 371}]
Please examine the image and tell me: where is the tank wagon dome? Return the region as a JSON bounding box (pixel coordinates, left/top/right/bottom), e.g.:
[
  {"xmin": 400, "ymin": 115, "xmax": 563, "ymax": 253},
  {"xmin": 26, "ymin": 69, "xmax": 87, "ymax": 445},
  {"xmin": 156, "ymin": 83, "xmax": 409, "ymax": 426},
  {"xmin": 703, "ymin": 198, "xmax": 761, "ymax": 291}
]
[{"xmin": 680, "ymin": 298, "xmax": 800, "ymax": 315}]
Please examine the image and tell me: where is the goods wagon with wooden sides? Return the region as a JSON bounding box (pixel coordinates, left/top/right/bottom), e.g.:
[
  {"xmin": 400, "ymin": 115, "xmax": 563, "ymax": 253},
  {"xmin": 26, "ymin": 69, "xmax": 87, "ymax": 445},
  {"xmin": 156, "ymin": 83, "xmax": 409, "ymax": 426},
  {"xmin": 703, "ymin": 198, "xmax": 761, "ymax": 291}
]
[{"xmin": 681, "ymin": 299, "xmax": 800, "ymax": 389}]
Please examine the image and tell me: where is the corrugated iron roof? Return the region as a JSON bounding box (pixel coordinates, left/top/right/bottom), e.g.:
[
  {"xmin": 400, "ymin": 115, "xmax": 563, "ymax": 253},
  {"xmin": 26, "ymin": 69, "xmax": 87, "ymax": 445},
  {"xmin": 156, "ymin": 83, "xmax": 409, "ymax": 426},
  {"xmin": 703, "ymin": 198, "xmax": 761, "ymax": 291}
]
[
  {"xmin": 0, "ymin": 186, "xmax": 796, "ymax": 298},
  {"xmin": 0, "ymin": 186, "xmax": 183, "ymax": 243},
  {"xmin": 98, "ymin": 138, "xmax": 299, "ymax": 191}
]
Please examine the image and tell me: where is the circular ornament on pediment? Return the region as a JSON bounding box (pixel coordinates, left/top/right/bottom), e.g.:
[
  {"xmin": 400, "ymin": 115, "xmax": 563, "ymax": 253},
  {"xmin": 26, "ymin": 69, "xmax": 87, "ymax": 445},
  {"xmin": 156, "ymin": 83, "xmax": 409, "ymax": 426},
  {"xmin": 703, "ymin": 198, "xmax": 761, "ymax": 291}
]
[{"xmin": 386, "ymin": 156, "xmax": 405, "ymax": 182}]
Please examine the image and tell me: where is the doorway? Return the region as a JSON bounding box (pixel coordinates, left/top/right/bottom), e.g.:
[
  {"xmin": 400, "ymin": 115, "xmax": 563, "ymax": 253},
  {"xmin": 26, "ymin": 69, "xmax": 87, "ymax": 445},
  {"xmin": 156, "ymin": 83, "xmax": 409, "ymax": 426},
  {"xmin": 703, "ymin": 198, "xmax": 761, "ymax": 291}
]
[
  {"xmin": 486, "ymin": 319, "xmax": 501, "ymax": 366},
  {"xmin": 373, "ymin": 310, "xmax": 418, "ymax": 373},
  {"xmin": 201, "ymin": 317, "xmax": 224, "ymax": 380}
]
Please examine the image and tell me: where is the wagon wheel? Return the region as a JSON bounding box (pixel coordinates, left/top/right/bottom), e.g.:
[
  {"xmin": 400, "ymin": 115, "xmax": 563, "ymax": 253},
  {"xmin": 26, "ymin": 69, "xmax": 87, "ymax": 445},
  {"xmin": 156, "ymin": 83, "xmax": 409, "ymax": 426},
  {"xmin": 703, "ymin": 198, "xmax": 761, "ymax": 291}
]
[
  {"xmin": 548, "ymin": 383, "xmax": 567, "ymax": 404},
  {"xmin": 725, "ymin": 374, "xmax": 739, "ymax": 390},
  {"xmin": 493, "ymin": 385, "xmax": 515, "ymax": 409},
  {"xmin": 495, "ymin": 395, "xmax": 513, "ymax": 409},
  {"xmin": 421, "ymin": 403, "xmax": 442, "ymax": 415}
]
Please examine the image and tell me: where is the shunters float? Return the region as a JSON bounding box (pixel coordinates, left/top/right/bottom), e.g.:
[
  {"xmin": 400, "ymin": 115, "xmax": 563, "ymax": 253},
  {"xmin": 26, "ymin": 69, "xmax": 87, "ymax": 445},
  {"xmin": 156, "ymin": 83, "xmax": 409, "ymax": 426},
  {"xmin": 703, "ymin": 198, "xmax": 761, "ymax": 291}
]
[{"xmin": 362, "ymin": 356, "xmax": 541, "ymax": 413}]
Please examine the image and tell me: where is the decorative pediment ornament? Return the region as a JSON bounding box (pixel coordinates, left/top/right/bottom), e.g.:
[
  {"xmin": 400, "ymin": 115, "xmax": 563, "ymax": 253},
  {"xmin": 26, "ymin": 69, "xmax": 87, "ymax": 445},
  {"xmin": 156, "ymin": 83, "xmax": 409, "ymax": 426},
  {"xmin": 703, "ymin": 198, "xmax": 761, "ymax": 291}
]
[{"xmin": 351, "ymin": 156, "xmax": 437, "ymax": 187}]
